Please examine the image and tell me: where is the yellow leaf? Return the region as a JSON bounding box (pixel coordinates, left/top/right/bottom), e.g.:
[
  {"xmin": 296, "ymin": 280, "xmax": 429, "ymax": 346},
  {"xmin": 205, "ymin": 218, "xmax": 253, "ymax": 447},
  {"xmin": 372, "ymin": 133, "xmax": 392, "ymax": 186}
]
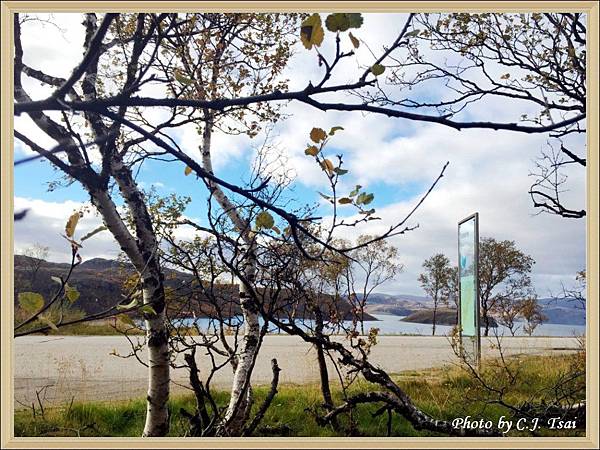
[
  {"xmin": 300, "ymin": 14, "xmax": 324, "ymax": 50},
  {"xmin": 65, "ymin": 212, "xmax": 80, "ymax": 238},
  {"xmin": 305, "ymin": 145, "xmax": 319, "ymax": 156},
  {"xmin": 321, "ymin": 159, "xmax": 334, "ymax": 175},
  {"xmin": 18, "ymin": 292, "xmax": 44, "ymax": 314},
  {"xmin": 349, "ymin": 32, "xmax": 360, "ymax": 49},
  {"xmin": 184, "ymin": 166, "xmax": 193, "ymax": 176},
  {"xmin": 255, "ymin": 211, "xmax": 275, "ymax": 230},
  {"xmin": 65, "ymin": 284, "xmax": 80, "ymax": 304},
  {"xmin": 309, "ymin": 127, "xmax": 327, "ymax": 143}
]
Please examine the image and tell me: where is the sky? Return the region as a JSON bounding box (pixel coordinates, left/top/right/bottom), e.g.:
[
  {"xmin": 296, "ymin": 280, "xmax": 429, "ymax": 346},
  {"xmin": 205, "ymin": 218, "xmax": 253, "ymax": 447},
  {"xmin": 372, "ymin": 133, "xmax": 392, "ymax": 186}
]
[{"xmin": 13, "ymin": 13, "xmax": 587, "ymax": 296}]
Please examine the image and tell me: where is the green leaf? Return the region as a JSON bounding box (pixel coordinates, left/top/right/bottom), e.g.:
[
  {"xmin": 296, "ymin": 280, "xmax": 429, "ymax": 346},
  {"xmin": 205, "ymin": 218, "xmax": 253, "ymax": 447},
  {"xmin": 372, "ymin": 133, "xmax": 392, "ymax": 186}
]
[
  {"xmin": 346, "ymin": 13, "xmax": 363, "ymax": 29},
  {"xmin": 325, "ymin": 13, "xmax": 364, "ymax": 33},
  {"xmin": 338, "ymin": 197, "xmax": 353, "ymax": 204},
  {"xmin": 371, "ymin": 64, "xmax": 386, "ymax": 76},
  {"xmin": 80, "ymin": 225, "xmax": 107, "ymax": 242},
  {"xmin": 18, "ymin": 292, "xmax": 44, "ymax": 314},
  {"xmin": 39, "ymin": 314, "xmax": 59, "ymax": 331},
  {"xmin": 325, "ymin": 13, "xmax": 351, "ymax": 32},
  {"xmin": 333, "ymin": 167, "xmax": 348, "ymax": 175},
  {"xmin": 255, "ymin": 211, "xmax": 275, "ymax": 230},
  {"xmin": 117, "ymin": 298, "xmax": 139, "ymax": 310},
  {"xmin": 356, "ymin": 192, "xmax": 374, "ymax": 205},
  {"xmin": 184, "ymin": 166, "xmax": 193, "ymax": 176},
  {"xmin": 309, "ymin": 127, "xmax": 327, "ymax": 143},
  {"xmin": 349, "ymin": 185, "xmax": 362, "ymax": 197},
  {"xmin": 329, "ymin": 126, "xmax": 344, "ymax": 136},
  {"xmin": 300, "ymin": 14, "xmax": 324, "ymax": 50},
  {"xmin": 174, "ymin": 69, "xmax": 193, "ymax": 85},
  {"xmin": 304, "ymin": 145, "xmax": 319, "ymax": 156},
  {"xmin": 65, "ymin": 212, "xmax": 81, "ymax": 238},
  {"xmin": 65, "ymin": 284, "xmax": 80, "ymax": 304},
  {"xmin": 117, "ymin": 314, "xmax": 135, "ymax": 326},
  {"xmin": 318, "ymin": 192, "xmax": 333, "ymax": 202},
  {"xmin": 140, "ymin": 304, "xmax": 157, "ymax": 316},
  {"xmin": 349, "ymin": 32, "xmax": 360, "ymax": 49},
  {"xmin": 404, "ymin": 29, "xmax": 421, "ymax": 38}
]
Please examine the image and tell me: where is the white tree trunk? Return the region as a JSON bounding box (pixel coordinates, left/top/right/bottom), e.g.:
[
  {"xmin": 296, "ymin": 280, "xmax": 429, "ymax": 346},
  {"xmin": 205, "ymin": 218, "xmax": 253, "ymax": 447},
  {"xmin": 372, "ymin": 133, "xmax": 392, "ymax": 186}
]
[
  {"xmin": 109, "ymin": 157, "xmax": 171, "ymax": 436},
  {"xmin": 221, "ymin": 246, "xmax": 259, "ymax": 433},
  {"xmin": 200, "ymin": 114, "xmax": 261, "ymax": 434},
  {"xmin": 141, "ymin": 280, "xmax": 170, "ymax": 436},
  {"xmin": 14, "ymin": 18, "xmax": 170, "ymax": 436},
  {"xmin": 95, "ymin": 189, "xmax": 171, "ymax": 437}
]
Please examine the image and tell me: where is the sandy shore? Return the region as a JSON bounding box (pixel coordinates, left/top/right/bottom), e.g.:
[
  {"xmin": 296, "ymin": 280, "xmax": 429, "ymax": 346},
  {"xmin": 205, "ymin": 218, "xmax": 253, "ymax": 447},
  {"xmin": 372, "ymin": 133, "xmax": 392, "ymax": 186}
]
[{"xmin": 13, "ymin": 335, "xmax": 580, "ymax": 406}]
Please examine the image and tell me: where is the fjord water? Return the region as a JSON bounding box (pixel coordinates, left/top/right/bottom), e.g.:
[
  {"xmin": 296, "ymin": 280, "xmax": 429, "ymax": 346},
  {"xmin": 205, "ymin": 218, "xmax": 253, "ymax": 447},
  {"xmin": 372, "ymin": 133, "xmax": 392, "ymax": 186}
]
[{"xmin": 176, "ymin": 314, "xmax": 586, "ymax": 337}]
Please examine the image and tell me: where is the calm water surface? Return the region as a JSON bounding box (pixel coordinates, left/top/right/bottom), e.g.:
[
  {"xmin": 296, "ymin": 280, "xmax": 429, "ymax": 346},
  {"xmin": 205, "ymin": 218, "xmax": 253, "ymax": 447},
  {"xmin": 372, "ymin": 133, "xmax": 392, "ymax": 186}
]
[{"xmin": 175, "ymin": 314, "xmax": 585, "ymax": 337}]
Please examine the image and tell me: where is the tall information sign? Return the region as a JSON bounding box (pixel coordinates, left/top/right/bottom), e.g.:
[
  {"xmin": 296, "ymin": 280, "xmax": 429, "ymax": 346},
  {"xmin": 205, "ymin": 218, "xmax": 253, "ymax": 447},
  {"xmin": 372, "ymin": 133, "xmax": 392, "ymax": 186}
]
[{"xmin": 458, "ymin": 213, "xmax": 480, "ymax": 368}]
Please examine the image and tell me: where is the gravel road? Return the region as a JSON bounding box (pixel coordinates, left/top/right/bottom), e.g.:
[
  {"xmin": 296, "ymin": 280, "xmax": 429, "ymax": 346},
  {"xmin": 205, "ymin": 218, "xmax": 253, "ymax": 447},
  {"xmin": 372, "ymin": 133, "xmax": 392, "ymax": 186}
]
[{"xmin": 13, "ymin": 335, "xmax": 580, "ymax": 406}]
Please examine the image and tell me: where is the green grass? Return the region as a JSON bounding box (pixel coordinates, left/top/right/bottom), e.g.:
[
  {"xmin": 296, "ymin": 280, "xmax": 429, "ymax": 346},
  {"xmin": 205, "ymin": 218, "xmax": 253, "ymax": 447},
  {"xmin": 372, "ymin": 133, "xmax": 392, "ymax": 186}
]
[
  {"xmin": 14, "ymin": 353, "xmax": 585, "ymax": 437},
  {"xmin": 48, "ymin": 322, "xmax": 144, "ymax": 336}
]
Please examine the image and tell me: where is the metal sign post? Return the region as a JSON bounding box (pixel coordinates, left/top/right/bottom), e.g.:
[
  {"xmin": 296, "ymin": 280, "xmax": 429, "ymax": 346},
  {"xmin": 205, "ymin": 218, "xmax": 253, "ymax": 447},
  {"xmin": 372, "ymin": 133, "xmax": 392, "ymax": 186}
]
[{"xmin": 458, "ymin": 213, "xmax": 480, "ymax": 369}]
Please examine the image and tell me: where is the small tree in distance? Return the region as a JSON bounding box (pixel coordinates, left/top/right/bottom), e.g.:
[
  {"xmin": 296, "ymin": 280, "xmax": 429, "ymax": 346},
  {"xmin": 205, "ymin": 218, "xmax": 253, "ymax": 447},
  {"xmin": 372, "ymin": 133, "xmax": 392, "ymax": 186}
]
[
  {"xmin": 479, "ymin": 237, "xmax": 535, "ymax": 336},
  {"xmin": 19, "ymin": 243, "xmax": 49, "ymax": 290},
  {"xmin": 345, "ymin": 235, "xmax": 404, "ymax": 335},
  {"xmin": 493, "ymin": 273, "xmax": 538, "ymax": 336},
  {"xmin": 418, "ymin": 253, "xmax": 453, "ymax": 336},
  {"xmin": 447, "ymin": 266, "xmax": 459, "ymax": 326},
  {"xmin": 520, "ymin": 297, "xmax": 547, "ymax": 336}
]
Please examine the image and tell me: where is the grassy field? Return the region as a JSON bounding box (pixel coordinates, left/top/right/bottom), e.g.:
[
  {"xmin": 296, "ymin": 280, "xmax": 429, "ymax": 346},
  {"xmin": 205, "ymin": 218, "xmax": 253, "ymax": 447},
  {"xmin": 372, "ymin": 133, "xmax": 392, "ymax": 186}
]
[{"xmin": 14, "ymin": 353, "xmax": 585, "ymax": 437}]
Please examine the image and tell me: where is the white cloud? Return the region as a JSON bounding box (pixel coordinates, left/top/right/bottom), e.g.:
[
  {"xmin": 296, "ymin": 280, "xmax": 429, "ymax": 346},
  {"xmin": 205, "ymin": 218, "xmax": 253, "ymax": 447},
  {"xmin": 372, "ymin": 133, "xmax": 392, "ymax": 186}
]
[
  {"xmin": 325, "ymin": 145, "xmax": 586, "ymax": 296},
  {"xmin": 12, "ymin": 13, "xmax": 587, "ymax": 297},
  {"xmin": 14, "ymin": 197, "xmax": 121, "ymax": 262},
  {"xmin": 175, "ymin": 121, "xmax": 254, "ymax": 172}
]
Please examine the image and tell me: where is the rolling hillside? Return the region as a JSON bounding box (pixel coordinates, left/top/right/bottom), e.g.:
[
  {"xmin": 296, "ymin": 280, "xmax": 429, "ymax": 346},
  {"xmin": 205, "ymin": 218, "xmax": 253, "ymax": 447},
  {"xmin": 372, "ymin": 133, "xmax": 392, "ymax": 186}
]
[{"xmin": 13, "ymin": 256, "xmax": 376, "ymax": 321}]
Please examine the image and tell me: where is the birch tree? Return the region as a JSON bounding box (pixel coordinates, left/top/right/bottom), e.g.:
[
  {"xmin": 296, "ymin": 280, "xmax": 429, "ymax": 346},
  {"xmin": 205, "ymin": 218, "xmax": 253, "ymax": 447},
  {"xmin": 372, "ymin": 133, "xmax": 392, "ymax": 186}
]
[
  {"xmin": 418, "ymin": 253, "xmax": 453, "ymax": 336},
  {"xmin": 479, "ymin": 237, "xmax": 535, "ymax": 336},
  {"xmin": 13, "ymin": 11, "xmax": 585, "ymax": 437},
  {"xmin": 154, "ymin": 13, "xmax": 298, "ymax": 433}
]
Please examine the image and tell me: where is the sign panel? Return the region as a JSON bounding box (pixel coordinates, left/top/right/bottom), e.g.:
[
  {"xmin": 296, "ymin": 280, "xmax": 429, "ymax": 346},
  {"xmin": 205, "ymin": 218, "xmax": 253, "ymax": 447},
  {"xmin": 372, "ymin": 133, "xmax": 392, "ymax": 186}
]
[{"xmin": 458, "ymin": 213, "xmax": 480, "ymax": 367}]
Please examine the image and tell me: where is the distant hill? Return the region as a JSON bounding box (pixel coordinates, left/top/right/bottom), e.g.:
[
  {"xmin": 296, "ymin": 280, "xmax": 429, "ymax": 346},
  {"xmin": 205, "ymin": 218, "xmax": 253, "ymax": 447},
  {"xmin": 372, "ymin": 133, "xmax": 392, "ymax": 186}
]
[
  {"xmin": 400, "ymin": 308, "xmax": 498, "ymax": 327},
  {"xmin": 13, "ymin": 255, "xmax": 376, "ymax": 321},
  {"xmin": 536, "ymin": 300, "xmax": 586, "ymax": 325},
  {"xmin": 14, "ymin": 255, "xmax": 584, "ymax": 326},
  {"xmin": 364, "ymin": 293, "xmax": 432, "ymax": 316},
  {"xmin": 364, "ymin": 293, "xmax": 585, "ymax": 326}
]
